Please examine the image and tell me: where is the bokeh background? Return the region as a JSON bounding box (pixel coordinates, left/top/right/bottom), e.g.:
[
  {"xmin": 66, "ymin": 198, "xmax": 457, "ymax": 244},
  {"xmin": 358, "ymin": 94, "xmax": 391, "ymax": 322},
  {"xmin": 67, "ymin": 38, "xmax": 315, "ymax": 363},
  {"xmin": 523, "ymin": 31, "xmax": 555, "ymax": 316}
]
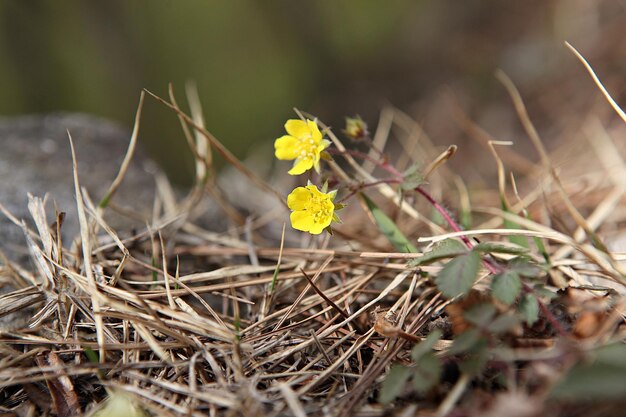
[{"xmin": 1, "ymin": 0, "xmax": 625, "ymax": 184}]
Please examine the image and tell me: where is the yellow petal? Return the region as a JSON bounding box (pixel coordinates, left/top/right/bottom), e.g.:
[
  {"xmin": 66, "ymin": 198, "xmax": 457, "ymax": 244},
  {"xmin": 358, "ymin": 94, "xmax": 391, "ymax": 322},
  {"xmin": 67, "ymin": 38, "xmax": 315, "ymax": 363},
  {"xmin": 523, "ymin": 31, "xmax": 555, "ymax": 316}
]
[
  {"xmin": 305, "ymin": 184, "xmax": 321, "ymax": 195},
  {"xmin": 290, "ymin": 210, "xmax": 314, "ymax": 232},
  {"xmin": 285, "ymin": 119, "xmax": 310, "ymax": 139},
  {"xmin": 309, "ymin": 218, "xmax": 330, "ymax": 235},
  {"xmin": 307, "ymin": 120, "xmax": 322, "ymax": 142},
  {"xmin": 274, "ymin": 135, "xmax": 300, "ymax": 160},
  {"xmin": 288, "ymin": 158, "xmax": 313, "ymax": 175},
  {"xmin": 287, "ymin": 187, "xmax": 311, "ymax": 210}
]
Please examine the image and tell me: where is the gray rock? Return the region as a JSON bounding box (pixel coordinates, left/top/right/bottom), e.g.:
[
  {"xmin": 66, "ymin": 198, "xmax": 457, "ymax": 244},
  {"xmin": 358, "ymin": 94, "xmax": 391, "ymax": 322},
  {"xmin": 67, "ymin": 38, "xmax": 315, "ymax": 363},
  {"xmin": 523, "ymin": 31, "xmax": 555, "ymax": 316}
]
[{"xmin": 0, "ymin": 113, "xmax": 159, "ymax": 263}]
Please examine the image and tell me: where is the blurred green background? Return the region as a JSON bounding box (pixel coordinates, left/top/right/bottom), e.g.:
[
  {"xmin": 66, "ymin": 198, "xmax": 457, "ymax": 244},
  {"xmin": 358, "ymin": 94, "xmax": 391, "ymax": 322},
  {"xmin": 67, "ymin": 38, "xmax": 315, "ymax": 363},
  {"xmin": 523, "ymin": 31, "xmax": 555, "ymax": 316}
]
[{"xmin": 1, "ymin": 0, "xmax": 624, "ymax": 184}]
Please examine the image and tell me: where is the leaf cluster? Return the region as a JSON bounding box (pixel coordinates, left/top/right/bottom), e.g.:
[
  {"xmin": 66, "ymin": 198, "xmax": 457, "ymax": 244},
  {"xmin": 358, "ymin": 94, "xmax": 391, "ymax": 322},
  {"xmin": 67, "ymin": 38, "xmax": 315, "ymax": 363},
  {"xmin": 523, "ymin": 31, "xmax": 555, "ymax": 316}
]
[{"xmin": 411, "ymin": 239, "xmax": 542, "ymax": 306}]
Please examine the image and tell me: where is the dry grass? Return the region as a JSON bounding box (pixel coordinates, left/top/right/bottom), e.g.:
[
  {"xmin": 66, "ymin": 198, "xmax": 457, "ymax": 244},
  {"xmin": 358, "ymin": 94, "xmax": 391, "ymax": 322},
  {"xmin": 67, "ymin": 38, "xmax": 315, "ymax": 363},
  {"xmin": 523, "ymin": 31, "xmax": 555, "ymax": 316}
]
[{"xmin": 1, "ymin": 48, "xmax": 625, "ymax": 417}]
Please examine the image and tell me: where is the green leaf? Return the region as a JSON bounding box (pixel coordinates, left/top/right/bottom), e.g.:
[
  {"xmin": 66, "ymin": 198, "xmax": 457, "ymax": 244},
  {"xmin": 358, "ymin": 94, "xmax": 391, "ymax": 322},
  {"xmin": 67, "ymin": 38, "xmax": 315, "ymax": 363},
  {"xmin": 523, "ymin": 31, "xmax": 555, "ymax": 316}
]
[
  {"xmin": 430, "ymin": 206, "xmax": 445, "ymax": 226},
  {"xmin": 460, "ymin": 204, "xmax": 472, "ymax": 230},
  {"xmin": 550, "ymin": 344, "xmax": 626, "ymax": 401},
  {"xmin": 518, "ymin": 293, "xmax": 539, "ymax": 326},
  {"xmin": 409, "ymin": 239, "xmax": 467, "ymax": 266},
  {"xmin": 502, "ymin": 202, "xmax": 529, "ymax": 248},
  {"xmin": 361, "ymin": 194, "xmax": 417, "ymax": 253},
  {"xmin": 487, "ymin": 314, "xmax": 520, "ymax": 334},
  {"xmin": 435, "ymin": 250, "xmax": 481, "ymax": 298},
  {"xmin": 84, "ymin": 347, "xmax": 99, "ymax": 364},
  {"xmin": 532, "ymin": 284, "xmax": 557, "ymax": 300},
  {"xmin": 473, "ymin": 242, "xmax": 529, "ymax": 255},
  {"xmin": 464, "ymin": 303, "xmax": 497, "ymax": 327},
  {"xmin": 411, "ymin": 330, "xmax": 442, "ymax": 361},
  {"xmin": 400, "ymin": 162, "xmax": 426, "ymax": 191},
  {"xmin": 491, "ymin": 271, "xmax": 522, "ymax": 306},
  {"xmin": 412, "ymin": 353, "xmax": 442, "ymax": 392},
  {"xmin": 449, "ymin": 329, "xmax": 482, "ymax": 355},
  {"xmin": 379, "ymin": 364, "xmax": 412, "ymax": 404},
  {"xmin": 507, "ymin": 257, "xmax": 543, "ymax": 278},
  {"xmin": 503, "ymin": 221, "xmax": 529, "ymax": 248}
]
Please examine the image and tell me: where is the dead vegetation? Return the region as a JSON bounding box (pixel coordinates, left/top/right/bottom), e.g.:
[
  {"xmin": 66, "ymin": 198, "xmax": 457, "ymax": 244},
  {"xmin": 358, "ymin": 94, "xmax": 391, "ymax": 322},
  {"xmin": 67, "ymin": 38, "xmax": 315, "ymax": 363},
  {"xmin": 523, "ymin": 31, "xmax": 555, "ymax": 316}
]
[{"xmin": 0, "ymin": 46, "xmax": 625, "ymax": 417}]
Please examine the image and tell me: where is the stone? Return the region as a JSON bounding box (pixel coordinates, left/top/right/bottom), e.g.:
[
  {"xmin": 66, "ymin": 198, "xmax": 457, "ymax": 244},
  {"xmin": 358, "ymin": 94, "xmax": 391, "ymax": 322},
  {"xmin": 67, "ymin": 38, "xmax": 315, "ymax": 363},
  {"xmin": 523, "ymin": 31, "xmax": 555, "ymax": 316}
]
[{"xmin": 0, "ymin": 113, "xmax": 159, "ymax": 263}]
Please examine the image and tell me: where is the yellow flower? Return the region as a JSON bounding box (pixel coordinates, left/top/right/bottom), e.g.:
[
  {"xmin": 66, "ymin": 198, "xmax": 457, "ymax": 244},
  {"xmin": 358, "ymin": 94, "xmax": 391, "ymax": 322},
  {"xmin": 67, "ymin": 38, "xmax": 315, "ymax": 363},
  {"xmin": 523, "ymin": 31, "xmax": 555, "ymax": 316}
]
[
  {"xmin": 275, "ymin": 119, "xmax": 331, "ymax": 175},
  {"xmin": 288, "ymin": 184, "xmax": 341, "ymax": 235}
]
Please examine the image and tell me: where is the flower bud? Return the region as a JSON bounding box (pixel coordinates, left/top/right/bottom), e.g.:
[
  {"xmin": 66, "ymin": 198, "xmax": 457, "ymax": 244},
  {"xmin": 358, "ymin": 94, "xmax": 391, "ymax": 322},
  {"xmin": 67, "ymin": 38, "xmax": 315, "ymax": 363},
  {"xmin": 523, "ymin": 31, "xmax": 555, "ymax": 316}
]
[{"xmin": 343, "ymin": 116, "xmax": 368, "ymax": 140}]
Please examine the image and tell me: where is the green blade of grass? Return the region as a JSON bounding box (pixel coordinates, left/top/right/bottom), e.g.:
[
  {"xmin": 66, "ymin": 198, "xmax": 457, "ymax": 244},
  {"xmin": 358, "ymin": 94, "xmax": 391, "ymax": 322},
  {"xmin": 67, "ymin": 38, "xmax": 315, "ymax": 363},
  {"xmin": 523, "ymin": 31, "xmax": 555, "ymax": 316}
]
[{"xmin": 360, "ymin": 193, "xmax": 417, "ymax": 253}]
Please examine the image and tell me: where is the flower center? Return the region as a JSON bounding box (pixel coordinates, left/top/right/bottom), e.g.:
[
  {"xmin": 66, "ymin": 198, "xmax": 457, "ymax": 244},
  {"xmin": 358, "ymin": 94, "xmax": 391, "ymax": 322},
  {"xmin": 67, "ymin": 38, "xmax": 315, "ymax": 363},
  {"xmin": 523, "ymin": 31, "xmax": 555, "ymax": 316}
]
[
  {"xmin": 296, "ymin": 135, "xmax": 317, "ymax": 161},
  {"xmin": 308, "ymin": 193, "xmax": 333, "ymax": 224}
]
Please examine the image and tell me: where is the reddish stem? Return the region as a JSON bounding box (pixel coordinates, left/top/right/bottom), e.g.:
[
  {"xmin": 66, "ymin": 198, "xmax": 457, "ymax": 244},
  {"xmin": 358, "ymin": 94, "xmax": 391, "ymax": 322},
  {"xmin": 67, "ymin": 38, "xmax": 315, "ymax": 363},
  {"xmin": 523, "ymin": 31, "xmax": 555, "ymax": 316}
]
[
  {"xmin": 331, "ymin": 146, "xmax": 566, "ymax": 336},
  {"xmin": 337, "ymin": 179, "xmax": 400, "ymax": 204},
  {"xmin": 327, "ymin": 148, "xmax": 403, "ymax": 179},
  {"xmin": 415, "ymin": 186, "xmax": 500, "ymax": 275}
]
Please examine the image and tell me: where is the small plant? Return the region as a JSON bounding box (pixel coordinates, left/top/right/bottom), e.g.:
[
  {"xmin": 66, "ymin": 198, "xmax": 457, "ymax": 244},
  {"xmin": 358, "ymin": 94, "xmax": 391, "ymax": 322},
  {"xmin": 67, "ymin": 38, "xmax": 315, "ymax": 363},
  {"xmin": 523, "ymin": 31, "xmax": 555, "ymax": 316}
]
[
  {"xmin": 270, "ymin": 99, "xmax": 624, "ymax": 412},
  {"xmin": 2, "ymin": 43, "xmax": 624, "ymax": 416}
]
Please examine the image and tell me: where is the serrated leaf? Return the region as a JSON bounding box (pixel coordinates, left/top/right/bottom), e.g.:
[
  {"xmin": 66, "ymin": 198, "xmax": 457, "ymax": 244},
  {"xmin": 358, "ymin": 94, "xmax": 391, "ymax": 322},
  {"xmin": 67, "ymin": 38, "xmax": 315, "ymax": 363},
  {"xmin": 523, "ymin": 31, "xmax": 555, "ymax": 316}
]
[
  {"xmin": 400, "ymin": 162, "xmax": 426, "ymax": 191},
  {"xmin": 412, "ymin": 353, "xmax": 442, "ymax": 392},
  {"xmin": 435, "ymin": 250, "xmax": 481, "ymax": 298},
  {"xmin": 487, "ymin": 314, "xmax": 520, "ymax": 334},
  {"xmin": 449, "ymin": 329, "xmax": 482, "ymax": 355},
  {"xmin": 473, "ymin": 242, "xmax": 529, "ymax": 255},
  {"xmin": 379, "ymin": 364, "xmax": 412, "ymax": 404},
  {"xmin": 464, "ymin": 303, "xmax": 497, "ymax": 327},
  {"xmin": 361, "ymin": 194, "xmax": 417, "ymax": 253},
  {"xmin": 409, "ymin": 239, "xmax": 467, "ymax": 266},
  {"xmin": 491, "ymin": 271, "xmax": 522, "ymax": 306},
  {"xmin": 518, "ymin": 293, "xmax": 539, "ymax": 326},
  {"xmin": 507, "ymin": 257, "xmax": 543, "ymax": 278},
  {"xmin": 411, "ymin": 330, "xmax": 442, "ymax": 361}
]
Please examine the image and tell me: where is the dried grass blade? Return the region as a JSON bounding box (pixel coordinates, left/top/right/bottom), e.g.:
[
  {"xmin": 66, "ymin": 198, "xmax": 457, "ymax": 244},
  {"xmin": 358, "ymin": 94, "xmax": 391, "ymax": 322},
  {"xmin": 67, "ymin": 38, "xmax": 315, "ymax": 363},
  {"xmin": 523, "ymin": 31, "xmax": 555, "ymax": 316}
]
[
  {"xmin": 186, "ymin": 80, "xmax": 213, "ymax": 181},
  {"xmin": 27, "ymin": 195, "xmax": 54, "ymax": 258},
  {"xmin": 299, "ymin": 267, "xmax": 350, "ymax": 320},
  {"xmin": 362, "ymin": 106, "xmax": 393, "ymax": 173},
  {"xmin": 423, "ymin": 145, "xmax": 457, "ymax": 180},
  {"xmin": 99, "ymin": 91, "xmax": 145, "ymax": 208},
  {"xmin": 297, "ymin": 328, "xmax": 374, "ymax": 395},
  {"xmin": 68, "ymin": 131, "xmax": 106, "ymax": 362},
  {"xmin": 132, "ymin": 322, "xmax": 171, "ymax": 364},
  {"xmin": 565, "ymin": 41, "xmax": 626, "ymax": 124},
  {"xmin": 144, "ymin": 88, "xmax": 286, "ymax": 206},
  {"xmin": 496, "ymin": 70, "xmax": 609, "ymax": 253},
  {"xmin": 272, "ymin": 255, "xmax": 335, "ymax": 332},
  {"xmin": 279, "ymin": 383, "xmax": 308, "ymax": 417}
]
